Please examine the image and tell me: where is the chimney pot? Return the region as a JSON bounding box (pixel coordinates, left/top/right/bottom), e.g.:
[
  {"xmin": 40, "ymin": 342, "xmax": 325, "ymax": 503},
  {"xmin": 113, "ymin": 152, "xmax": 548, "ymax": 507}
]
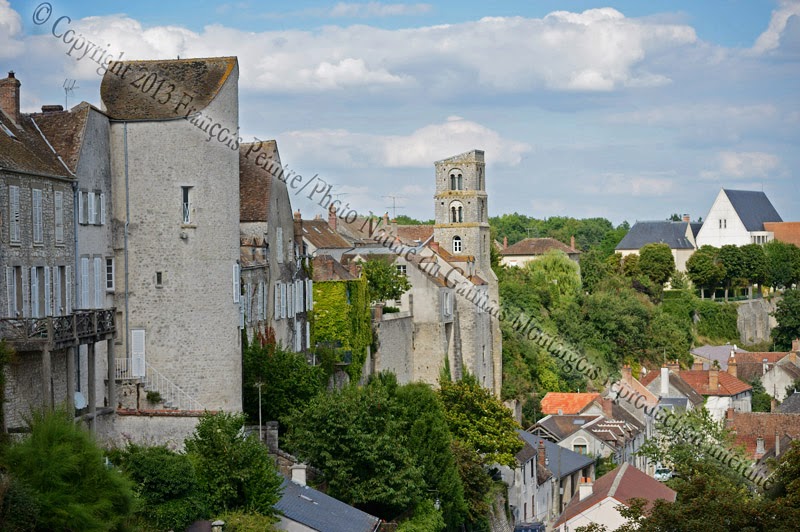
[
  {"xmin": 660, "ymin": 366, "xmax": 669, "ymax": 397},
  {"xmin": 570, "ymin": 235, "xmax": 576, "ymax": 250},
  {"xmin": 792, "ymin": 338, "xmax": 800, "ymax": 353},
  {"xmin": 683, "ymin": 214, "xmax": 690, "ymax": 222},
  {"xmin": 41, "ymin": 104, "xmax": 64, "ymax": 113},
  {"xmin": 0, "ymin": 70, "xmax": 22, "ymax": 123},
  {"xmin": 503, "ymin": 236, "xmax": 508, "ymax": 249},
  {"xmin": 709, "ymin": 367, "xmax": 719, "ymax": 392},
  {"xmin": 328, "ymin": 205, "xmax": 337, "ymax": 230},
  {"xmin": 537, "ymin": 440, "xmax": 546, "ymax": 469}
]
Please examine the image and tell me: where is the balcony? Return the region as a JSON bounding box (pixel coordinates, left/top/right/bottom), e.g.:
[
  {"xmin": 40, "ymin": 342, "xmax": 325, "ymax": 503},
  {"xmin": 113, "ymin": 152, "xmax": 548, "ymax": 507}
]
[{"xmin": 0, "ymin": 309, "xmax": 116, "ymax": 352}]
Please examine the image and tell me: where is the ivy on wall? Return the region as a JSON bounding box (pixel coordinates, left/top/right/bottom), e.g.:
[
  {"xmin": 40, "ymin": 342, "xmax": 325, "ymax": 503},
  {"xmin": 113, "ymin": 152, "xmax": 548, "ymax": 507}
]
[{"xmin": 311, "ymin": 276, "xmax": 372, "ymax": 380}]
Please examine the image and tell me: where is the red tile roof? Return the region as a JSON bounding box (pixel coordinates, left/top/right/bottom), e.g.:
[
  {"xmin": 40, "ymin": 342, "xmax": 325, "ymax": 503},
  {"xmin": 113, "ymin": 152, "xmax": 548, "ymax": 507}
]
[
  {"xmin": 725, "ymin": 412, "xmax": 800, "ymax": 459},
  {"xmin": 678, "ymin": 370, "xmax": 752, "ymax": 396},
  {"xmin": 501, "ymin": 237, "xmax": 578, "ymax": 256},
  {"xmin": 555, "ymin": 463, "xmax": 676, "ymax": 527},
  {"xmin": 540, "ymin": 393, "xmax": 600, "ymax": 415}
]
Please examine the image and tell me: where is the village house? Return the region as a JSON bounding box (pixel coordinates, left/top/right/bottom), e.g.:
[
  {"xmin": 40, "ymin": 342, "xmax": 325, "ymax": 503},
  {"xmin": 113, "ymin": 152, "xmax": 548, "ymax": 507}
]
[
  {"xmin": 615, "ymin": 217, "xmax": 701, "ymax": 272},
  {"xmin": 498, "ymin": 236, "xmax": 580, "ymax": 268},
  {"xmin": 695, "ymin": 189, "xmax": 782, "ymax": 247},
  {"xmin": 499, "ymin": 436, "xmax": 554, "ymax": 527}
]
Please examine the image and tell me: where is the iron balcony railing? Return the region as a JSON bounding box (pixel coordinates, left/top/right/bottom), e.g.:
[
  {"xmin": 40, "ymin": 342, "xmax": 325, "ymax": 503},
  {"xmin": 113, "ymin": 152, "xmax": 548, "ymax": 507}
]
[{"xmin": 0, "ymin": 309, "xmax": 116, "ymax": 348}]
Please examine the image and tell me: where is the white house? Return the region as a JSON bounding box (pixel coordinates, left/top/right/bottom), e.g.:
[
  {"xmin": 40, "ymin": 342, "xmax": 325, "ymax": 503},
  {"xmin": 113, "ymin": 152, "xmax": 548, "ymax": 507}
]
[
  {"xmin": 695, "ymin": 189, "xmax": 782, "ymax": 248},
  {"xmin": 615, "ymin": 218, "xmax": 700, "ymax": 272}
]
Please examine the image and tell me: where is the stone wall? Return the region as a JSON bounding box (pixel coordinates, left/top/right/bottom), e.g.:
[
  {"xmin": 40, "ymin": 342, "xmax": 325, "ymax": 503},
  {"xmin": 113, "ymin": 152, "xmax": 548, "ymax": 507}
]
[
  {"xmin": 4, "ymin": 349, "xmax": 68, "ymax": 430},
  {"xmin": 374, "ymin": 312, "xmax": 413, "ymax": 383},
  {"xmin": 97, "ymin": 411, "xmax": 201, "ymax": 451},
  {"xmin": 737, "ymin": 297, "xmax": 778, "ymax": 345}
]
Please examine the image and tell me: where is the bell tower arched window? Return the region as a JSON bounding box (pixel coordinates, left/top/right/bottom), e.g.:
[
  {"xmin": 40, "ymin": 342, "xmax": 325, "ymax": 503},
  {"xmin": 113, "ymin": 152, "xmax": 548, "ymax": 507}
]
[
  {"xmin": 453, "ymin": 236, "xmax": 462, "ymax": 253},
  {"xmin": 449, "ymin": 200, "xmax": 464, "ymax": 223},
  {"xmin": 449, "ymin": 169, "xmax": 463, "ymax": 190}
]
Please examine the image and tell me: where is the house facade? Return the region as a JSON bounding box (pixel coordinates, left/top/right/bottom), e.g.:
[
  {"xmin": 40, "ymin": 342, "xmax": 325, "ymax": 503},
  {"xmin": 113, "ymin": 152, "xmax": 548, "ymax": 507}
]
[
  {"xmin": 615, "ymin": 218, "xmax": 700, "ymax": 272},
  {"xmin": 695, "ymin": 189, "xmax": 782, "ymax": 248}
]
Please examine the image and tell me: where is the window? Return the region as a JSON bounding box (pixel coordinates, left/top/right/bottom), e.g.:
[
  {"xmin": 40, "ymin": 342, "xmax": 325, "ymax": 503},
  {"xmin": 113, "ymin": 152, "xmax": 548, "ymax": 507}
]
[
  {"xmin": 396, "ymin": 264, "xmax": 407, "ymax": 275},
  {"xmin": 181, "ymin": 186, "xmax": 192, "ymax": 224},
  {"xmin": 53, "ymin": 266, "xmax": 62, "ymax": 315},
  {"xmin": 449, "ymin": 169, "xmax": 463, "ymax": 190},
  {"xmin": 453, "ymin": 236, "xmax": 462, "ymax": 253},
  {"xmin": 5, "ymin": 267, "xmax": 17, "ymax": 317},
  {"xmin": 573, "ymin": 444, "xmax": 588, "ymax": 455},
  {"xmin": 93, "ymin": 257, "xmax": 103, "ymax": 308},
  {"xmin": 32, "ymin": 189, "xmax": 43, "ymax": 243},
  {"xmin": 155, "ymin": 271, "xmax": 163, "ymax": 288},
  {"xmin": 305, "ymin": 279, "xmax": 313, "ymax": 311},
  {"xmin": 450, "ymin": 201, "xmax": 464, "ymax": 223},
  {"xmin": 44, "ymin": 266, "xmax": 51, "ymax": 316},
  {"xmin": 105, "ymin": 258, "xmax": 115, "ymax": 291},
  {"xmin": 54, "ymin": 191, "xmax": 64, "ymax": 243},
  {"xmin": 30, "ymin": 267, "xmax": 41, "ymax": 318},
  {"xmin": 9, "ymin": 185, "xmax": 20, "ymax": 243}
]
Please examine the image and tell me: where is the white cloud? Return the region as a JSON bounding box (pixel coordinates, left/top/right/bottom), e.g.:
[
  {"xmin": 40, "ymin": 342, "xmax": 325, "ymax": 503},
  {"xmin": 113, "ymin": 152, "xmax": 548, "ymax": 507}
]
[
  {"xmin": 587, "ymin": 173, "xmax": 676, "ymax": 197},
  {"xmin": 752, "ymin": 0, "xmax": 800, "ymax": 53},
  {"xmin": 0, "ymin": 0, "xmax": 23, "ymax": 59},
  {"xmin": 701, "ymin": 151, "xmax": 781, "ymax": 180},
  {"xmin": 279, "ymin": 117, "xmax": 531, "ymax": 169},
  {"xmin": 328, "ymin": 2, "xmax": 432, "ymax": 18}
]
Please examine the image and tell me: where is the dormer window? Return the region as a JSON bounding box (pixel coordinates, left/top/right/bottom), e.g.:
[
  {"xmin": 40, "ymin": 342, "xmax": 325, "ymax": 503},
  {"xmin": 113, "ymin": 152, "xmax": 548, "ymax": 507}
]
[{"xmin": 449, "ymin": 169, "xmax": 463, "ymax": 190}]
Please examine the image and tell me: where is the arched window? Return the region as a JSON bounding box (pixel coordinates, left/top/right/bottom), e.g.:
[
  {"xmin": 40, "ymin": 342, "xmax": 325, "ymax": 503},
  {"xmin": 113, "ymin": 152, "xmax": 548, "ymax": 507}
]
[
  {"xmin": 449, "ymin": 200, "xmax": 463, "ymax": 223},
  {"xmin": 449, "ymin": 169, "xmax": 463, "ymax": 190},
  {"xmin": 453, "ymin": 236, "xmax": 462, "ymax": 253}
]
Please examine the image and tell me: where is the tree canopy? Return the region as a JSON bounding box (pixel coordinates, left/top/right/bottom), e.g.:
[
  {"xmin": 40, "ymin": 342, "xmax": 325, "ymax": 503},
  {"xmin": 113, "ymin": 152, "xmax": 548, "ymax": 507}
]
[
  {"xmin": 362, "ymin": 258, "xmax": 412, "ymax": 303},
  {"xmin": 639, "ymin": 243, "xmax": 675, "ymax": 286},
  {"xmin": 772, "ymin": 288, "xmax": 800, "ymax": 351}
]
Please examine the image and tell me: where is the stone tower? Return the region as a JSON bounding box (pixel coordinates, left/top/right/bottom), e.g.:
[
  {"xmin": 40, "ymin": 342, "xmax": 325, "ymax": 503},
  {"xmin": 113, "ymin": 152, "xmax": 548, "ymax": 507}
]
[{"xmin": 433, "ymin": 150, "xmax": 492, "ymax": 278}]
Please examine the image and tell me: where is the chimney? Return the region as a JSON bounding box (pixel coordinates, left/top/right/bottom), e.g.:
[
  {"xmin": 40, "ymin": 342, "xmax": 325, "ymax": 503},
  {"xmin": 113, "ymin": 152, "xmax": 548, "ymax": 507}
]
[
  {"xmin": 682, "ymin": 214, "xmax": 690, "ymax": 223},
  {"xmin": 771, "ymin": 398, "xmax": 778, "ymax": 412},
  {"xmin": 793, "ymin": 338, "xmax": 800, "ymax": 353},
  {"xmin": 41, "ymin": 104, "xmax": 64, "ymax": 113},
  {"xmin": 709, "ymin": 367, "xmax": 719, "ymax": 392},
  {"xmin": 314, "ymin": 214, "xmax": 322, "ymax": 220},
  {"xmin": 503, "ymin": 236, "xmax": 508, "ymax": 250},
  {"xmin": 691, "ymin": 361, "xmax": 704, "ymax": 371},
  {"xmin": 291, "ymin": 463, "xmax": 308, "ymax": 486},
  {"xmin": 756, "ymin": 438, "xmax": 765, "ymax": 457},
  {"xmin": 538, "ymin": 440, "xmax": 547, "ymax": 469},
  {"xmin": 601, "ymin": 397, "xmax": 613, "ymax": 418},
  {"xmin": 667, "ymin": 360, "xmax": 680, "ymax": 372},
  {"xmin": 293, "ymin": 209, "xmax": 301, "ymax": 222},
  {"xmin": 763, "ymin": 358, "xmax": 770, "ymax": 376},
  {"xmin": 383, "ymin": 212, "xmax": 389, "ymax": 227},
  {"xmin": 265, "ymin": 421, "xmax": 279, "ymax": 453},
  {"xmin": 726, "ymin": 407, "xmax": 734, "ymax": 419},
  {"xmin": 578, "ymin": 477, "xmax": 593, "ymax": 501},
  {"xmin": 622, "ymin": 365, "xmax": 632, "ymax": 385},
  {"xmin": 328, "ymin": 205, "xmax": 337, "ymax": 231},
  {"xmin": 660, "ymin": 366, "xmax": 669, "ymax": 397},
  {"xmin": 728, "ymin": 354, "xmax": 737, "ymax": 379},
  {"xmin": 570, "ymin": 235, "xmax": 576, "ymax": 250},
  {"xmin": 0, "ymin": 71, "xmax": 21, "ymax": 124},
  {"xmin": 788, "ymin": 350, "xmax": 798, "ymax": 365}
]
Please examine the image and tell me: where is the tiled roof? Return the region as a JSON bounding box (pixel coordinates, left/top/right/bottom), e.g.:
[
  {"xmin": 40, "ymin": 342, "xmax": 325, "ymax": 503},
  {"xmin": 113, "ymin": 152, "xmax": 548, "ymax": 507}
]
[
  {"xmin": 239, "ymin": 140, "xmax": 278, "ymax": 223},
  {"xmin": 555, "ymin": 463, "xmax": 676, "ymax": 528},
  {"xmin": 302, "ymin": 219, "xmax": 352, "ymax": 250},
  {"xmin": 396, "ymin": 224, "xmax": 434, "ymax": 244},
  {"xmin": 734, "ymin": 351, "xmax": 792, "ymax": 383},
  {"xmin": 779, "ymin": 393, "xmax": 800, "ymax": 413},
  {"xmin": 276, "ymin": 478, "xmax": 380, "ymax": 532},
  {"xmin": 100, "ymin": 57, "xmax": 237, "ymax": 120},
  {"xmin": 501, "ymin": 237, "xmax": 578, "ymax": 256},
  {"xmin": 725, "ymin": 412, "xmax": 800, "ymax": 459},
  {"xmin": 0, "ymin": 112, "xmax": 70, "ymax": 178},
  {"xmin": 615, "ymin": 221, "xmax": 695, "ymax": 251},
  {"xmin": 518, "ymin": 430, "xmax": 594, "ymax": 479},
  {"xmin": 515, "ymin": 440, "xmax": 538, "ymax": 465},
  {"xmin": 540, "ymin": 393, "xmax": 600, "ymax": 415},
  {"xmin": 30, "ymin": 103, "xmax": 92, "ymax": 173},
  {"xmin": 312, "ymin": 255, "xmax": 356, "ymax": 281},
  {"xmin": 678, "ymin": 370, "xmax": 752, "ymax": 397},
  {"xmin": 723, "ymin": 189, "xmax": 782, "ymax": 232},
  {"xmin": 641, "ymin": 369, "xmax": 712, "ymax": 405},
  {"xmin": 535, "ymin": 415, "xmax": 604, "ymax": 440},
  {"xmin": 765, "ymin": 222, "xmax": 800, "ymax": 247}
]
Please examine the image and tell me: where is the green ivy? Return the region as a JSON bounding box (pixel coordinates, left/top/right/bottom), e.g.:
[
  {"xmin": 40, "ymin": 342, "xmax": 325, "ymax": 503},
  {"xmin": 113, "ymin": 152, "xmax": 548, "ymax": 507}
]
[{"xmin": 312, "ymin": 277, "xmax": 373, "ymax": 381}]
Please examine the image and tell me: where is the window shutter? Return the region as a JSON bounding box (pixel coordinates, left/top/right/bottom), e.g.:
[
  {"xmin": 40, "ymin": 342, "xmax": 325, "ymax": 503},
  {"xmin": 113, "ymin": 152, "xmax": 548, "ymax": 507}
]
[
  {"xmin": 295, "ymin": 280, "xmax": 303, "ymax": 315},
  {"xmin": 54, "ymin": 191, "xmax": 64, "ymax": 243},
  {"xmin": 274, "ymin": 282, "xmax": 281, "ymax": 320},
  {"xmin": 239, "ymin": 299, "xmax": 245, "ymax": 329},
  {"xmin": 32, "ymin": 189, "xmax": 43, "ymax": 243},
  {"xmin": 30, "ymin": 267, "xmax": 39, "ymax": 318},
  {"xmin": 131, "ymin": 329, "xmax": 146, "ymax": 377},
  {"xmin": 9, "ymin": 185, "xmax": 20, "ymax": 242},
  {"xmin": 306, "ymin": 279, "xmax": 313, "ymax": 310},
  {"xmin": 54, "ymin": 267, "xmax": 61, "ymax": 316},
  {"xmin": 99, "ymin": 193, "xmax": 106, "ymax": 225},
  {"xmin": 256, "ymin": 282, "xmax": 263, "ymax": 321},
  {"xmin": 65, "ymin": 266, "xmax": 72, "ymax": 313},
  {"xmin": 244, "ymin": 283, "xmax": 251, "ymax": 322},
  {"xmin": 94, "ymin": 257, "xmax": 102, "ymax": 308},
  {"xmin": 280, "ymin": 282, "xmax": 287, "ymax": 319},
  {"xmin": 21, "ymin": 267, "xmax": 29, "ymax": 317},
  {"xmin": 287, "ymin": 283, "xmax": 294, "ymax": 317},
  {"xmin": 233, "ymin": 263, "xmax": 240, "ymax": 303},
  {"xmin": 44, "ymin": 266, "xmax": 51, "ymax": 316},
  {"xmin": 88, "ymin": 192, "xmax": 96, "ymax": 225},
  {"xmin": 77, "ymin": 190, "xmax": 84, "ymax": 224},
  {"xmin": 306, "ymin": 322, "xmax": 311, "ymax": 350},
  {"xmin": 6, "ymin": 267, "xmax": 14, "ymax": 317},
  {"xmin": 81, "ymin": 258, "xmax": 89, "ymax": 308}
]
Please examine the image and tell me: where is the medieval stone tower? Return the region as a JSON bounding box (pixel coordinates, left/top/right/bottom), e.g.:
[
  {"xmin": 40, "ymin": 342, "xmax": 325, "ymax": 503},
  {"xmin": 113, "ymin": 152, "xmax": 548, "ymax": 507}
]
[{"xmin": 433, "ymin": 150, "xmax": 492, "ymax": 278}]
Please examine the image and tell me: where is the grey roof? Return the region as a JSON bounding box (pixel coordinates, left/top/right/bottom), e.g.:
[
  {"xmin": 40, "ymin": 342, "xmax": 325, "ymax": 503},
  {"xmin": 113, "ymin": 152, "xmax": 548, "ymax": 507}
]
[
  {"xmin": 518, "ymin": 430, "xmax": 594, "ymax": 479},
  {"xmin": 691, "ymin": 344, "xmax": 749, "ymax": 370},
  {"xmin": 690, "ymin": 222, "xmax": 703, "ymax": 238},
  {"xmin": 615, "ymin": 221, "xmax": 695, "ymax": 251},
  {"xmin": 723, "ymin": 189, "xmax": 782, "ymax": 232},
  {"xmin": 779, "ymin": 392, "xmax": 800, "ymax": 413},
  {"xmin": 658, "ymin": 397, "xmax": 690, "ymax": 411},
  {"xmin": 275, "ymin": 478, "xmax": 380, "ymax": 532}
]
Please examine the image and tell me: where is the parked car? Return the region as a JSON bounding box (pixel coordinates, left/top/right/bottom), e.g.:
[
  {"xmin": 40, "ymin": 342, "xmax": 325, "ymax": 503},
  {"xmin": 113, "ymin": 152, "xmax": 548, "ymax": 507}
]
[{"xmin": 654, "ymin": 468, "xmax": 674, "ymax": 482}]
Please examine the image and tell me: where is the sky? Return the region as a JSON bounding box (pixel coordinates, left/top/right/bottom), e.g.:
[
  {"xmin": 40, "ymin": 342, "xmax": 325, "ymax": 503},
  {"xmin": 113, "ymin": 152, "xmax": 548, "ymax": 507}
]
[{"xmin": 2, "ymin": 0, "xmax": 799, "ymax": 225}]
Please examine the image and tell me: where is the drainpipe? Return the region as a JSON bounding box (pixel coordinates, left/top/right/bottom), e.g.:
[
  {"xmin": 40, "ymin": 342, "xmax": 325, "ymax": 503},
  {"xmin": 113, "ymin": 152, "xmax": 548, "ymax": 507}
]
[
  {"xmin": 72, "ymin": 181, "xmax": 79, "ymax": 309},
  {"xmin": 123, "ymin": 122, "xmax": 130, "ymax": 360}
]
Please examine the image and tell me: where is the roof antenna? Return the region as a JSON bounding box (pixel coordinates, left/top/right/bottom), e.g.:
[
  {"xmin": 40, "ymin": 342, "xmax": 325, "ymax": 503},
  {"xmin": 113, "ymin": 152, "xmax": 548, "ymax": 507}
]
[{"xmin": 63, "ymin": 79, "xmax": 78, "ymax": 109}]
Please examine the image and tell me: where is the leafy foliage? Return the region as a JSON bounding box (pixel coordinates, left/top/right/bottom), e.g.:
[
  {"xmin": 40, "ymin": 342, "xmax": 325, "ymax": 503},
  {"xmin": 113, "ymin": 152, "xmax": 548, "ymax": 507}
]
[
  {"xmin": 687, "ymin": 245, "xmax": 725, "ymax": 299},
  {"xmin": 184, "ymin": 412, "xmax": 282, "ymax": 517},
  {"xmin": 749, "ymin": 378, "xmax": 773, "ymax": 412},
  {"xmin": 764, "ymin": 240, "xmax": 800, "ymax": 290},
  {"xmin": 639, "ymin": 243, "xmax": 675, "ymax": 286},
  {"xmin": 362, "ymin": 257, "xmax": 412, "ymax": 303},
  {"xmin": 772, "ymin": 288, "xmax": 800, "ymax": 351},
  {"xmin": 490, "ymin": 213, "xmax": 618, "ymax": 251},
  {"xmin": 0, "ymin": 408, "xmax": 134, "ymax": 531}
]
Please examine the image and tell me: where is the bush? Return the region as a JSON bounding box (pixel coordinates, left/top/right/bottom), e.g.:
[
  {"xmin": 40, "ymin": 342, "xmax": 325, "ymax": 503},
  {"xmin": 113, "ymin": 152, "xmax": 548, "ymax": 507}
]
[
  {"xmin": 0, "ymin": 474, "xmax": 40, "ymax": 532},
  {"xmin": 383, "ymin": 306, "xmax": 401, "ymax": 313},
  {"xmin": 217, "ymin": 510, "xmax": 279, "ymax": 531}
]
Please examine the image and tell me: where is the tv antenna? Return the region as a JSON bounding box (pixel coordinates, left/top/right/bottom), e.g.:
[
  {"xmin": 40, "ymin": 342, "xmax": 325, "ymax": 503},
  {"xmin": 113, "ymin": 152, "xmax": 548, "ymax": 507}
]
[
  {"xmin": 63, "ymin": 79, "xmax": 78, "ymax": 109},
  {"xmin": 383, "ymin": 195, "xmax": 405, "ymax": 219}
]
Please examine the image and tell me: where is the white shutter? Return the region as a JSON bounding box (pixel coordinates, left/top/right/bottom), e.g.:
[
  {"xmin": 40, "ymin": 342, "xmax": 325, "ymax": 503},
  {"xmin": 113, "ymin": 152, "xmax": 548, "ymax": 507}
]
[
  {"xmin": 65, "ymin": 266, "xmax": 72, "ymax": 313},
  {"xmin": 6, "ymin": 267, "xmax": 14, "ymax": 317},
  {"xmin": 294, "ymin": 325, "xmax": 301, "ymax": 352},
  {"xmin": 9, "ymin": 185, "xmax": 20, "ymax": 242},
  {"xmin": 99, "ymin": 193, "xmax": 106, "ymax": 225},
  {"xmin": 44, "ymin": 266, "xmax": 51, "ymax": 316},
  {"xmin": 30, "ymin": 267, "xmax": 39, "ymax": 318},
  {"xmin": 306, "ymin": 322, "xmax": 311, "ymax": 350},
  {"xmin": 239, "ymin": 299, "xmax": 245, "ymax": 329},
  {"xmin": 54, "ymin": 267, "xmax": 61, "ymax": 316},
  {"xmin": 287, "ymin": 283, "xmax": 294, "ymax": 316},
  {"xmin": 233, "ymin": 263, "xmax": 240, "ymax": 303},
  {"xmin": 280, "ymin": 282, "xmax": 287, "ymax": 319},
  {"xmin": 88, "ymin": 192, "xmax": 96, "ymax": 225},
  {"xmin": 295, "ymin": 280, "xmax": 303, "ymax": 315},
  {"xmin": 21, "ymin": 267, "xmax": 29, "ymax": 317},
  {"xmin": 274, "ymin": 282, "xmax": 280, "ymax": 321},
  {"xmin": 32, "ymin": 189, "xmax": 43, "ymax": 243},
  {"xmin": 131, "ymin": 329, "xmax": 146, "ymax": 377},
  {"xmin": 94, "ymin": 257, "xmax": 102, "ymax": 308},
  {"xmin": 81, "ymin": 258, "xmax": 89, "ymax": 308},
  {"xmin": 306, "ymin": 279, "xmax": 313, "ymax": 311},
  {"xmin": 54, "ymin": 191, "xmax": 64, "ymax": 243},
  {"xmin": 256, "ymin": 282, "xmax": 264, "ymax": 321},
  {"xmin": 77, "ymin": 190, "xmax": 84, "ymax": 224},
  {"xmin": 276, "ymin": 227, "xmax": 284, "ymax": 263}
]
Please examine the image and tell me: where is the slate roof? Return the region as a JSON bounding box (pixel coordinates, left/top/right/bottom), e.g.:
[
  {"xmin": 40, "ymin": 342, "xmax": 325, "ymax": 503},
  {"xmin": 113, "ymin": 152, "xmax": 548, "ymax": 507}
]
[
  {"xmin": 725, "ymin": 412, "xmax": 800, "ymax": 459},
  {"xmin": 100, "ymin": 57, "xmax": 237, "ymax": 120},
  {"xmin": 276, "ymin": 478, "xmax": 380, "ymax": 532},
  {"xmin": 501, "ymin": 237, "xmax": 578, "ymax": 256},
  {"xmin": 534, "ymin": 415, "xmax": 604, "ymax": 441},
  {"xmin": 691, "ymin": 344, "xmax": 749, "ymax": 371},
  {"xmin": 303, "ymin": 219, "xmax": 352, "ymax": 250},
  {"xmin": 679, "ymin": 370, "xmax": 752, "ymax": 397},
  {"xmin": 723, "ymin": 189, "xmax": 782, "ymax": 232},
  {"xmin": 615, "ymin": 221, "xmax": 695, "ymax": 250},
  {"xmin": 540, "ymin": 393, "xmax": 600, "ymax": 415},
  {"xmin": 515, "ymin": 440, "xmax": 538, "ymax": 465},
  {"xmin": 779, "ymin": 392, "xmax": 800, "ymax": 413},
  {"xmin": 518, "ymin": 430, "xmax": 594, "ymax": 479},
  {"xmin": 0, "ymin": 111, "xmax": 70, "ymax": 178},
  {"xmin": 554, "ymin": 463, "xmax": 676, "ymax": 528}
]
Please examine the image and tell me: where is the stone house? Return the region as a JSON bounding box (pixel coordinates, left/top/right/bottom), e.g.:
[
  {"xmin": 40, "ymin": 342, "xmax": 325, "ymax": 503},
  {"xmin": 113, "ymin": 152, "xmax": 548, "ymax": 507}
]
[
  {"xmin": 499, "ymin": 237, "xmax": 580, "ymax": 268},
  {"xmin": 761, "ymin": 343, "xmax": 800, "ymax": 401},
  {"xmin": 301, "ymin": 210, "xmax": 353, "ymax": 262},
  {"xmin": 614, "ymin": 218, "xmax": 700, "ymax": 272},
  {"xmin": 695, "ymin": 188, "xmax": 782, "ymax": 247},
  {"xmin": 500, "ymin": 435, "xmax": 554, "ymax": 527}
]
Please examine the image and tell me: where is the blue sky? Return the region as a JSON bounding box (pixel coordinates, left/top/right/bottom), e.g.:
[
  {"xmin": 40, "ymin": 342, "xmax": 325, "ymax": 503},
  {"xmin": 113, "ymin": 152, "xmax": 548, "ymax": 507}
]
[{"xmin": 2, "ymin": 0, "xmax": 799, "ymax": 225}]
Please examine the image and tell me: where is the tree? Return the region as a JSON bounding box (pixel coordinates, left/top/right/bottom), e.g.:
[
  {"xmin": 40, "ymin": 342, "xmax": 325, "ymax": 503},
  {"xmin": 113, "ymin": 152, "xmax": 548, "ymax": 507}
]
[
  {"xmin": 184, "ymin": 412, "xmax": 283, "ymax": 517},
  {"xmin": 718, "ymin": 244, "xmax": 744, "ymax": 301},
  {"xmin": 579, "ymin": 249, "xmax": 609, "ymax": 294},
  {"xmin": 362, "ymin": 258, "xmax": 412, "ymax": 303},
  {"xmin": 772, "ymin": 289, "xmax": 800, "ymax": 351},
  {"xmin": 438, "ymin": 374, "xmax": 522, "ymax": 468},
  {"xmin": 687, "ymin": 245, "xmax": 725, "ymax": 299},
  {"xmin": 740, "ymin": 243, "xmax": 767, "ymax": 298},
  {"xmin": 639, "ymin": 243, "xmax": 675, "ymax": 286},
  {"xmin": 764, "ymin": 241, "xmax": 800, "ymax": 290},
  {"xmin": 749, "ymin": 379, "xmax": 773, "ymax": 412},
  {"xmin": 0, "ymin": 408, "xmax": 134, "ymax": 531}
]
